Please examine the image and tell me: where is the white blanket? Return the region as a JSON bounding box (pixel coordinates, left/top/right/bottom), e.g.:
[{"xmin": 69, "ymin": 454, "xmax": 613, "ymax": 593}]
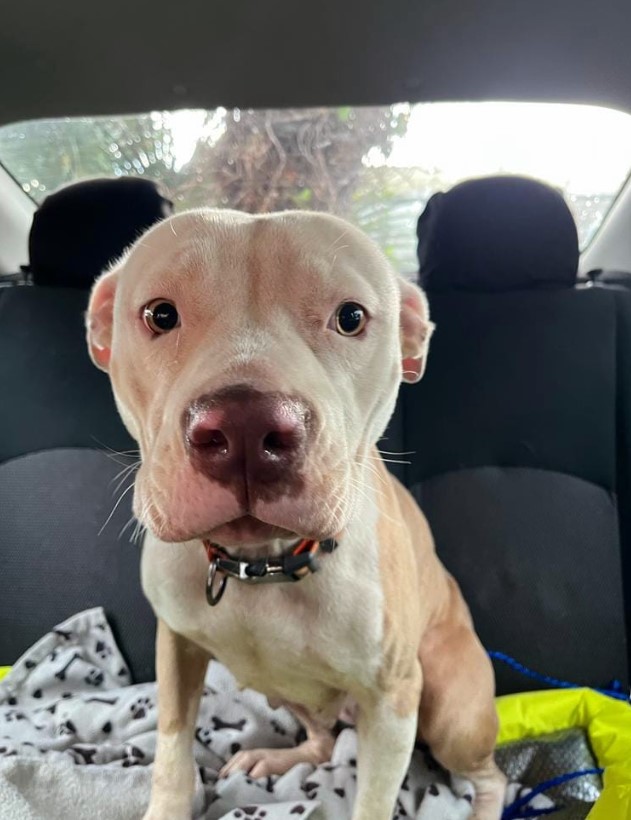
[{"xmin": 0, "ymin": 608, "xmax": 552, "ymax": 820}]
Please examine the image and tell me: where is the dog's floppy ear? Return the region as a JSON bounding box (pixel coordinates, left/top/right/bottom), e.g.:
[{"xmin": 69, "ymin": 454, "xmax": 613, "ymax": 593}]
[
  {"xmin": 399, "ymin": 278, "xmax": 434, "ymax": 384},
  {"xmin": 86, "ymin": 269, "xmax": 118, "ymax": 371}
]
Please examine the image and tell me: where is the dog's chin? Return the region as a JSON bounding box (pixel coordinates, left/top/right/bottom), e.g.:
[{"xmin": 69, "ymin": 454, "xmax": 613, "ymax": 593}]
[
  {"xmin": 205, "ymin": 516, "xmax": 298, "ymax": 548},
  {"xmin": 146, "ymin": 510, "xmax": 341, "ymax": 552}
]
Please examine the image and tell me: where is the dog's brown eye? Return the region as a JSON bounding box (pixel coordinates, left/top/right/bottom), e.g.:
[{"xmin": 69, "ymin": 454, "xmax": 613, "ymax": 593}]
[
  {"xmin": 143, "ymin": 299, "xmax": 180, "ymax": 334},
  {"xmin": 335, "ymin": 302, "xmax": 367, "ymax": 337}
]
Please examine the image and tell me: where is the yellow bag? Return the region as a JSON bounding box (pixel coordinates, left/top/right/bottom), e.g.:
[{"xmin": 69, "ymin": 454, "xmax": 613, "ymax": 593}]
[{"xmin": 497, "ymin": 688, "xmax": 631, "ymax": 818}]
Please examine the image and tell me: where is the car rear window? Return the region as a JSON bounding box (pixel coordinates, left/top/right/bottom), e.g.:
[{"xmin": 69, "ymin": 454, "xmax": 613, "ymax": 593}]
[{"xmin": 1, "ymin": 102, "xmax": 630, "ymax": 273}]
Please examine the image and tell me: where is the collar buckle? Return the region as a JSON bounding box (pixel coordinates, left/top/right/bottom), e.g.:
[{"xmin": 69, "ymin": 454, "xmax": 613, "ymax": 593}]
[{"xmin": 204, "ymin": 537, "xmax": 337, "ymax": 606}]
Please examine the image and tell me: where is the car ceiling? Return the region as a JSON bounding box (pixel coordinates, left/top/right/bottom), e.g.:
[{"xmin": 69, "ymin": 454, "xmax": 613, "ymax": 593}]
[{"xmin": 2, "ymin": 0, "xmax": 631, "ymax": 124}]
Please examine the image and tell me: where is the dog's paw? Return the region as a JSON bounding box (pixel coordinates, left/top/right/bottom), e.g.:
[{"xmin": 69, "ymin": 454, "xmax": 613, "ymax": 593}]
[
  {"xmin": 470, "ymin": 770, "xmax": 506, "ymax": 820},
  {"xmin": 220, "ymin": 742, "xmax": 330, "ymax": 780}
]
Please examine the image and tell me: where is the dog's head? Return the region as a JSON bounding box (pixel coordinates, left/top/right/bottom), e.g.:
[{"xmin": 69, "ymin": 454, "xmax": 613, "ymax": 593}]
[{"xmin": 86, "ymin": 210, "xmax": 432, "ymax": 549}]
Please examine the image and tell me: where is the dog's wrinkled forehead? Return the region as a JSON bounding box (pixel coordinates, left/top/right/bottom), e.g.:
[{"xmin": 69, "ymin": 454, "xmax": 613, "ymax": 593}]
[{"xmin": 116, "ymin": 209, "xmax": 398, "ymax": 312}]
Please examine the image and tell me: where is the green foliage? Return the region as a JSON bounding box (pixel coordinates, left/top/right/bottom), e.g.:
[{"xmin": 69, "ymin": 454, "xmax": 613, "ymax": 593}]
[{"xmin": 0, "ymin": 105, "xmax": 421, "ymax": 270}]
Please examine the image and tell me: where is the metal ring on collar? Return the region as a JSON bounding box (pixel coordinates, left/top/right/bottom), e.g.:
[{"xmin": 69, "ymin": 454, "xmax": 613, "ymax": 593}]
[{"xmin": 206, "ymin": 559, "xmax": 228, "ymax": 606}]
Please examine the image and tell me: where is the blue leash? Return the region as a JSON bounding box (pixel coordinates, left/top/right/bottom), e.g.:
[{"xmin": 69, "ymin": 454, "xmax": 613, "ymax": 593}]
[
  {"xmin": 488, "ymin": 650, "xmax": 622, "ymax": 818},
  {"xmin": 501, "ymin": 768, "xmax": 604, "ymax": 819},
  {"xmin": 488, "ymin": 650, "xmax": 629, "ymax": 702}
]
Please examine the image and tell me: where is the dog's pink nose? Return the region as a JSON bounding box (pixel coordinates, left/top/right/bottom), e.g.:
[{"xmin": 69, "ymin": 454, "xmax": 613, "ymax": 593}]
[{"xmin": 185, "ymin": 387, "xmax": 310, "ymax": 489}]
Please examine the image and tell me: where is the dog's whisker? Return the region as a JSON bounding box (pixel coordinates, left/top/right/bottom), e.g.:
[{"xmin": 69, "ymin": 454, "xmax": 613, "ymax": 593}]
[
  {"xmin": 99, "ymin": 482, "xmax": 136, "ymax": 537},
  {"xmin": 131, "ymin": 512, "xmax": 148, "ymax": 546},
  {"xmin": 323, "ymin": 229, "xmax": 350, "ymax": 256},
  {"xmin": 342, "ymin": 465, "xmax": 406, "ymax": 529},
  {"xmin": 110, "ymin": 460, "xmax": 141, "ymax": 487},
  {"xmin": 90, "ymin": 437, "xmax": 140, "ymax": 457},
  {"xmin": 353, "ymin": 459, "xmax": 389, "ymax": 489},
  {"xmin": 111, "ymin": 464, "xmax": 141, "ymax": 497},
  {"xmin": 347, "ymin": 477, "xmax": 388, "ymax": 508},
  {"xmin": 132, "ymin": 523, "xmax": 146, "ymax": 546},
  {"xmin": 348, "ymin": 480, "xmax": 402, "ymax": 529},
  {"xmin": 101, "ymin": 452, "xmax": 140, "ymax": 467},
  {"xmin": 365, "ymin": 456, "xmax": 412, "ymax": 466},
  {"xmin": 119, "ymin": 514, "xmax": 139, "ymax": 540},
  {"xmin": 347, "ymin": 470, "xmax": 384, "ymax": 494}
]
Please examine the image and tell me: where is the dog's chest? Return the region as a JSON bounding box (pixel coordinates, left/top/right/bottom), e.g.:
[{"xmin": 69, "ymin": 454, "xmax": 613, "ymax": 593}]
[{"xmin": 141, "ymin": 537, "xmax": 385, "ymax": 711}]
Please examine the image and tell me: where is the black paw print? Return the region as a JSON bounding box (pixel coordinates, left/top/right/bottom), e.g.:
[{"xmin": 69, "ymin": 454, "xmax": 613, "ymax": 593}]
[
  {"xmin": 85, "ymin": 669, "xmax": 104, "ymax": 687},
  {"xmin": 69, "ymin": 745, "xmax": 98, "ymax": 765},
  {"xmin": 234, "ymin": 807, "xmax": 268, "ymax": 818},
  {"xmin": 122, "ymin": 744, "xmax": 145, "ymax": 767},
  {"xmin": 130, "ymin": 696, "xmax": 153, "ymax": 720},
  {"xmin": 95, "ymin": 640, "xmax": 112, "ymax": 659},
  {"xmin": 195, "ymin": 727, "xmax": 212, "ymax": 748},
  {"xmin": 302, "ymin": 780, "xmax": 319, "ymax": 800},
  {"xmin": 57, "ymin": 720, "xmax": 77, "ymax": 737},
  {"xmin": 396, "ymin": 798, "xmax": 409, "ymax": 817}
]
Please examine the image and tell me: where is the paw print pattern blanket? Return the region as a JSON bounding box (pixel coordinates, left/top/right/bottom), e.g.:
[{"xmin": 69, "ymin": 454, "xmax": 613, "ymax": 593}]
[{"xmin": 0, "ymin": 608, "xmax": 552, "ymax": 820}]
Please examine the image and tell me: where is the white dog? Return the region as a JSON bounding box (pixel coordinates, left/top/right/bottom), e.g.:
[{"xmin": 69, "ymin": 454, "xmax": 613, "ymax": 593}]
[{"xmin": 86, "ymin": 209, "xmax": 505, "ymax": 820}]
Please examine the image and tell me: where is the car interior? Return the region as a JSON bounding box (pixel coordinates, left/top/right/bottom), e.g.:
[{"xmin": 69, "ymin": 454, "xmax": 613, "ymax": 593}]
[{"xmin": 2, "ymin": 1, "xmax": 631, "ymax": 818}]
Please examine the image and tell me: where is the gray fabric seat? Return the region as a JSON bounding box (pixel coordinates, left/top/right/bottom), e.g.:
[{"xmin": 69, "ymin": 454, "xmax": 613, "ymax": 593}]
[
  {"xmin": 409, "ymin": 176, "xmax": 631, "ymax": 693},
  {"xmin": 0, "ymin": 179, "xmax": 172, "ymax": 681}
]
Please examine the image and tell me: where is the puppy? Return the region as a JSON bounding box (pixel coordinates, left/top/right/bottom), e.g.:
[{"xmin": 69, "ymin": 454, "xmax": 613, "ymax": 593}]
[{"xmin": 86, "ymin": 209, "xmax": 505, "ymax": 819}]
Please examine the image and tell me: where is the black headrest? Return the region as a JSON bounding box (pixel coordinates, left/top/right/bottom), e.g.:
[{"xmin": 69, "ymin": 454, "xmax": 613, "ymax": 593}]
[
  {"xmin": 416, "ymin": 176, "xmax": 579, "ymax": 293},
  {"xmin": 28, "ymin": 178, "xmax": 174, "ymax": 288}
]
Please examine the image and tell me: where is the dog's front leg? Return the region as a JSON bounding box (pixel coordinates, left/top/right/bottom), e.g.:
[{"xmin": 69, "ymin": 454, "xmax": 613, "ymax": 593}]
[
  {"xmin": 352, "ymin": 671, "xmax": 422, "ymax": 820},
  {"xmin": 143, "ymin": 619, "xmax": 210, "ymax": 820}
]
